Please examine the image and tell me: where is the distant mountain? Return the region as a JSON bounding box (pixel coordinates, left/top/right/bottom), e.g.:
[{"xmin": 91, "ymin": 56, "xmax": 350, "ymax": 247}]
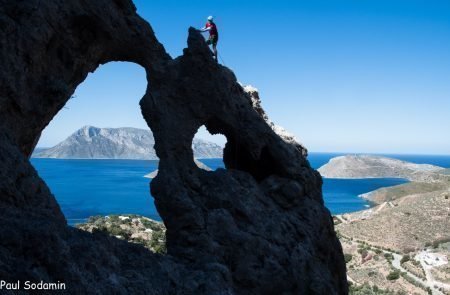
[
  {"xmin": 32, "ymin": 147, "xmax": 49, "ymax": 154},
  {"xmin": 318, "ymin": 155, "xmax": 446, "ymax": 182},
  {"xmin": 32, "ymin": 126, "xmax": 223, "ymax": 160}
]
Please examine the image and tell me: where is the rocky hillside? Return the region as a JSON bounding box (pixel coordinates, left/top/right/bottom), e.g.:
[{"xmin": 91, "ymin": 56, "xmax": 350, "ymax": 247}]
[
  {"xmin": 337, "ymin": 189, "xmax": 450, "ymax": 252},
  {"xmin": 321, "ymin": 154, "xmax": 450, "ymax": 294},
  {"xmin": 321, "ymin": 154, "xmax": 450, "ymax": 252},
  {"xmin": 337, "ymin": 188, "xmax": 450, "ymax": 295},
  {"xmin": 360, "ymin": 181, "xmax": 449, "ymax": 204},
  {"xmin": 77, "ymin": 215, "xmax": 166, "ymax": 254},
  {"xmin": 319, "ymin": 155, "xmax": 446, "ymax": 182},
  {"xmin": 33, "ymin": 126, "xmax": 223, "ymax": 159}
]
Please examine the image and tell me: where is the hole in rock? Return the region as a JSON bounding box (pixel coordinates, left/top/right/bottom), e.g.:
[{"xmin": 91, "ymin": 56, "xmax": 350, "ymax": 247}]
[
  {"xmin": 192, "ymin": 126, "xmax": 226, "ymax": 171},
  {"xmin": 205, "ymin": 117, "xmax": 281, "ymax": 181},
  {"xmin": 30, "ymin": 62, "xmax": 169, "ymax": 253}
]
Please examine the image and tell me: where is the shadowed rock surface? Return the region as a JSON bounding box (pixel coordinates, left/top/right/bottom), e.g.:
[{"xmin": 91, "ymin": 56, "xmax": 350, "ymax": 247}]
[{"xmin": 0, "ymin": 0, "xmax": 347, "ymax": 294}]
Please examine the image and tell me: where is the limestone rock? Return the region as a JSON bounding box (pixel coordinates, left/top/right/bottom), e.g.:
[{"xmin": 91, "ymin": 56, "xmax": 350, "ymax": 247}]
[{"xmin": 0, "ymin": 1, "xmax": 347, "ymax": 294}]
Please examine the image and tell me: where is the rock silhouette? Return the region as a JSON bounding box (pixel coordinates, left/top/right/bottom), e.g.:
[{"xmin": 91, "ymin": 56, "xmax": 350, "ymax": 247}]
[{"xmin": 0, "ymin": 0, "xmax": 347, "ymax": 294}]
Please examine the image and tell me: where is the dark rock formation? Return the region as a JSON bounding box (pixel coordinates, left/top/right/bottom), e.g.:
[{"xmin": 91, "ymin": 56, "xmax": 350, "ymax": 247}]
[{"xmin": 0, "ymin": 0, "xmax": 347, "ymax": 294}]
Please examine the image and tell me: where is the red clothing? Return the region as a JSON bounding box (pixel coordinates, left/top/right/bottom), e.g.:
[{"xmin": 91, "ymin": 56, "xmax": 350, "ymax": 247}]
[{"xmin": 206, "ymin": 22, "xmax": 218, "ymax": 37}]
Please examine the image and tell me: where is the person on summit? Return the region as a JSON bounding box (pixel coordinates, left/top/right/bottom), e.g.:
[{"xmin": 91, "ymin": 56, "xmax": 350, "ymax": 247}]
[{"xmin": 198, "ymin": 16, "xmax": 219, "ymax": 62}]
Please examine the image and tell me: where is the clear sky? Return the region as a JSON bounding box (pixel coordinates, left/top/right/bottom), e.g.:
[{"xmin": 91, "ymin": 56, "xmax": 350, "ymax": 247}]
[{"xmin": 38, "ymin": 0, "xmax": 450, "ymax": 155}]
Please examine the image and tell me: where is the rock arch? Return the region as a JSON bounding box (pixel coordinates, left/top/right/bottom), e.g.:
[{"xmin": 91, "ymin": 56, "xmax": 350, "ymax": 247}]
[{"xmin": 0, "ymin": 0, "xmax": 347, "ymax": 294}]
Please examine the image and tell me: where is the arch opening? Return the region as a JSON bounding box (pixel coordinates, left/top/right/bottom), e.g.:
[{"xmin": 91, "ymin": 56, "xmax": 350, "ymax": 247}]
[
  {"xmin": 204, "ymin": 117, "xmax": 284, "ymax": 181},
  {"xmin": 191, "ymin": 125, "xmax": 226, "ymax": 171},
  {"xmin": 29, "ymin": 62, "xmax": 167, "ymax": 249}
]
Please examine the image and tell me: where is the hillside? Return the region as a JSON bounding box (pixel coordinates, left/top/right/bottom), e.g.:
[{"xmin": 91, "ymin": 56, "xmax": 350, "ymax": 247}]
[
  {"xmin": 321, "ymin": 154, "xmax": 450, "ymax": 294},
  {"xmin": 32, "ymin": 126, "xmax": 223, "ymax": 160},
  {"xmin": 318, "ymin": 155, "xmax": 446, "ymax": 182},
  {"xmin": 77, "ymin": 210, "xmax": 450, "ymax": 295},
  {"xmin": 76, "ymin": 214, "xmax": 166, "ymax": 254},
  {"xmin": 337, "ymin": 189, "xmax": 450, "ymax": 252},
  {"xmin": 320, "ymin": 154, "xmax": 450, "ymax": 251},
  {"xmin": 337, "ymin": 188, "xmax": 450, "ymax": 295},
  {"xmin": 360, "ymin": 181, "xmax": 449, "ymax": 204}
]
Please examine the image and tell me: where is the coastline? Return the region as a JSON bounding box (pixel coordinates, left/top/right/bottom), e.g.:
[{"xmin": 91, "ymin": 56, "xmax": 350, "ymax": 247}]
[{"xmin": 34, "ymin": 154, "xmax": 448, "ymax": 227}]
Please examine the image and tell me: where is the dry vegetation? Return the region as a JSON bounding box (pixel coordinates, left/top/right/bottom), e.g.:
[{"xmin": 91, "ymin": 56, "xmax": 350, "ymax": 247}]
[
  {"xmin": 337, "ymin": 189, "xmax": 450, "ymax": 252},
  {"xmin": 362, "ymin": 182, "xmax": 448, "ymax": 204},
  {"xmin": 76, "ymin": 214, "xmax": 166, "ymax": 254},
  {"xmin": 336, "ymin": 176, "xmax": 450, "ymax": 295},
  {"xmin": 341, "ymin": 237, "xmax": 430, "ymax": 295}
]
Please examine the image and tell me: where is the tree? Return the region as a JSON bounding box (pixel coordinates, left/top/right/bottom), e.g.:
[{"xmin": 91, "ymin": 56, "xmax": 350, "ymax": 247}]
[
  {"xmin": 344, "ymin": 253, "xmax": 353, "ymax": 263},
  {"xmin": 386, "ymin": 270, "xmax": 400, "ymax": 280},
  {"xmin": 400, "ymin": 255, "xmax": 410, "ymax": 264}
]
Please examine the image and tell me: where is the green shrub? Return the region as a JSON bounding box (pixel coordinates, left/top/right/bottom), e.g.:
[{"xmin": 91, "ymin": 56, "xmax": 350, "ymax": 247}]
[
  {"xmin": 141, "ymin": 218, "xmax": 163, "ymax": 231},
  {"xmin": 349, "ymin": 282, "xmax": 397, "ymax": 295},
  {"xmin": 109, "ymin": 215, "xmax": 120, "ymax": 222},
  {"xmin": 384, "ymin": 253, "xmax": 394, "ymax": 261},
  {"xmin": 400, "ymin": 255, "xmax": 410, "ymax": 264},
  {"xmin": 344, "ymin": 253, "xmax": 353, "ymax": 263},
  {"xmin": 87, "ymin": 215, "xmax": 102, "ymax": 223},
  {"xmin": 357, "ymin": 248, "xmax": 369, "ymax": 257},
  {"xmin": 152, "ymin": 243, "xmax": 166, "ymax": 254},
  {"xmin": 108, "ymin": 224, "xmax": 130, "ymax": 239},
  {"xmin": 386, "ymin": 270, "xmax": 400, "ymax": 280}
]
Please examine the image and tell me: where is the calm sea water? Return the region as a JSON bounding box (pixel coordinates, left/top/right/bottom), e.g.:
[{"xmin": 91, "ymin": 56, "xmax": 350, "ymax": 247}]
[{"xmin": 30, "ymin": 153, "xmax": 450, "ymax": 225}]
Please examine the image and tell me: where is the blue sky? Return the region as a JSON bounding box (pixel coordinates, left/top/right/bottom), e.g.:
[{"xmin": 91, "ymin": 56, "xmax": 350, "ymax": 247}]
[{"xmin": 38, "ymin": 0, "xmax": 450, "ymax": 154}]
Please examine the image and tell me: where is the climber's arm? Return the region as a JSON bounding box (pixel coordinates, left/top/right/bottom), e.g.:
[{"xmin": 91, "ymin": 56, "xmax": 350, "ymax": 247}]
[{"xmin": 198, "ymin": 26, "xmax": 211, "ymax": 32}]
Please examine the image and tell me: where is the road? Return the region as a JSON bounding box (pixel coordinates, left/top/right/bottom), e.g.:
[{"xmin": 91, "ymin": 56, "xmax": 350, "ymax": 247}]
[
  {"xmin": 340, "ymin": 235, "xmax": 449, "ymax": 295},
  {"xmin": 416, "ymin": 251, "xmax": 450, "ymax": 292},
  {"xmin": 386, "ymin": 251, "xmax": 444, "ymax": 295}
]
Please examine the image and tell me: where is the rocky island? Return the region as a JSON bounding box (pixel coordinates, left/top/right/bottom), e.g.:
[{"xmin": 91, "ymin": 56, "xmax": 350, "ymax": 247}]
[
  {"xmin": 319, "ymin": 155, "xmax": 447, "ymax": 182},
  {"xmin": 33, "ymin": 126, "xmax": 223, "ymax": 160}
]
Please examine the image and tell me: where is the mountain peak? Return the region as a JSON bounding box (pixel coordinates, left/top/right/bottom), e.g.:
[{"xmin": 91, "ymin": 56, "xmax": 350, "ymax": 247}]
[
  {"xmin": 77, "ymin": 125, "xmax": 100, "ymax": 138},
  {"xmin": 33, "ymin": 126, "xmax": 223, "ymax": 160}
]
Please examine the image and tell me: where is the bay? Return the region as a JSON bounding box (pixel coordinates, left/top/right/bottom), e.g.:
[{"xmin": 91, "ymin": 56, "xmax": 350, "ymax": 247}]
[{"xmin": 31, "ymin": 153, "xmax": 450, "ymax": 225}]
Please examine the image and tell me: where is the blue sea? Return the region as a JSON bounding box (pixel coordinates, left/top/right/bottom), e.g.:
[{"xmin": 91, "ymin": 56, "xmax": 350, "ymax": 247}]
[{"xmin": 30, "ymin": 153, "xmax": 450, "ymax": 225}]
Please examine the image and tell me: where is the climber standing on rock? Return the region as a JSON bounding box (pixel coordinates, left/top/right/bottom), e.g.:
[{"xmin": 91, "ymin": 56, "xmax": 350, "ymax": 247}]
[{"xmin": 198, "ymin": 16, "xmax": 219, "ymax": 62}]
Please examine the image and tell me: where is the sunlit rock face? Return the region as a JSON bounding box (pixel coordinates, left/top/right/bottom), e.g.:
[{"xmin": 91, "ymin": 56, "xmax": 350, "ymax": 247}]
[{"xmin": 0, "ymin": 0, "xmax": 347, "ymax": 294}]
